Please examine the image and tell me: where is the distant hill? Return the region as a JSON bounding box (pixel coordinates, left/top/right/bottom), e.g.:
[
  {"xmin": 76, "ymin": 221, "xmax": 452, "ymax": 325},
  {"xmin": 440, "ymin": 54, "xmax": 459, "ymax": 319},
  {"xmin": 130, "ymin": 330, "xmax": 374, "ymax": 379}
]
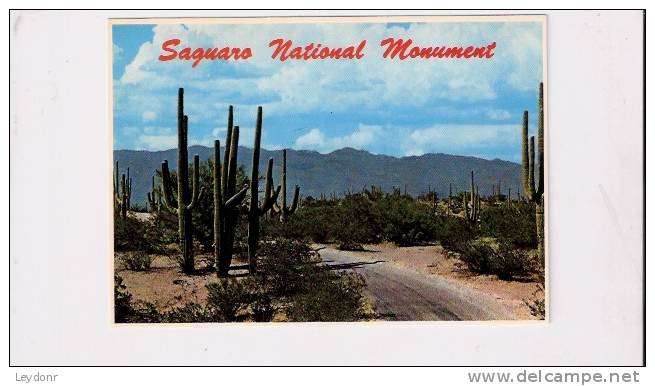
[{"xmin": 114, "ymin": 146, "xmax": 523, "ymax": 206}]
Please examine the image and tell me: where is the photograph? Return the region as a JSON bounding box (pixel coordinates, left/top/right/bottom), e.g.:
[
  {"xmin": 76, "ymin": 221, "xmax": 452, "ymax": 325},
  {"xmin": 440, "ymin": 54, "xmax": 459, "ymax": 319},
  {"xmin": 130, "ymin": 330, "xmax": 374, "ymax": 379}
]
[{"xmin": 111, "ymin": 16, "xmax": 548, "ymax": 323}]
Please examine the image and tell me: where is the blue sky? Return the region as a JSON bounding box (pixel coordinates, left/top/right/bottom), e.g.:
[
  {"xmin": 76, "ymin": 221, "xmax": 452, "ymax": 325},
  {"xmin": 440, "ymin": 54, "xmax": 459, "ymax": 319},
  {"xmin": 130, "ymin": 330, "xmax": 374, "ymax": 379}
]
[{"xmin": 112, "ymin": 21, "xmax": 543, "ymax": 162}]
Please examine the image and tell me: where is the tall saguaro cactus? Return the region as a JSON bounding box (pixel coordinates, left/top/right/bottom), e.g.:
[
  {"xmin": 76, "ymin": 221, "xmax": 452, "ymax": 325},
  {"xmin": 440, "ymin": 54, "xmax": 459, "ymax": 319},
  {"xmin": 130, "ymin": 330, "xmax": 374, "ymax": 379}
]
[
  {"xmin": 273, "ymin": 149, "xmax": 300, "ymax": 222},
  {"xmin": 160, "ymin": 88, "xmax": 205, "ymax": 274},
  {"xmin": 521, "ymin": 83, "xmax": 546, "ymax": 262},
  {"xmin": 463, "ymin": 170, "xmax": 480, "ymax": 225},
  {"xmin": 247, "ymin": 107, "xmax": 281, "ymax": 272},
  {"xmin": 213, "ymin": 107, "xmax": 250, "ymax": 277}
]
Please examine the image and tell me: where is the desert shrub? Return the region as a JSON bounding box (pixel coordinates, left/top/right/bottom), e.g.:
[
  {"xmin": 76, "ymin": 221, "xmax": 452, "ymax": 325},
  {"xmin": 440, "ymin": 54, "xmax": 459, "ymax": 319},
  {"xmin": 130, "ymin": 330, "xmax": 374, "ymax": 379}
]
[
  {"xmin": 114, "ymin": 214, "xmax": 154, "ymax": 252},
  {"xmin": 206, "ymin": 278, "xmax": 254, "ymax": 322},
  {"xmin": 163, "ymin": 302, "xmax": 218, "ymax": 323},
  {"xmin": 480, "ymin": 201, "xmax": 536, "ymax": 248},
  {"xmin": 333, "ymin": 194, "xmax": 382, "ymax": 245},
  {"xmin": 261, "ymin": 215, "xmax": 313, "ymax": 243},
  {"xmin": 114, "ymin": 210, "xmax": 177, "ymax": 255},
  {"xmin": 114, "ymin": 274, "xmax": 133, "ymax": 323},
  {"xmin": 257, "ymin": 238, "xmax": 367, "ymax": 321},
  {"xmin": 336, "ymin": 239, "xmax": 365, "ymax": 251},
  {"xmin": 375, "ymin": 196, "xmax": 437, "ymax": 246},
  {"xmin": 255, "ymin": 239, "xmax": 322, "ymax": 297},
  {"xmin": 490, "ymin": 241, "xmax": 535, "ymax": 280},
  {"xmin": 523, "ymin": 283, "xmax": 546, "ymax": 320},
  {"xmin": 119, "ymin": 252, "xmax": 154, "ymax": 271},
  {"xmin": 452, "ymin": 237, "xmax": 495, "ymax": 274},
  {"xmin": 453, "ymin": 238, "xmax": 536, "ymax": 280},
  {"xmin": 287, "ymin": 271, "xmax": 366, "ymax": 322},
  {"xmin": 435, "ymin": 215, "xmax": 477, "ymax": 250},
  {"xmin": 248, "ymin": 288, "xmax": 276, "ymax": 322},
  {"xmin": 253, "ymin": 238, "xmax": 367, "ymax": 321}
]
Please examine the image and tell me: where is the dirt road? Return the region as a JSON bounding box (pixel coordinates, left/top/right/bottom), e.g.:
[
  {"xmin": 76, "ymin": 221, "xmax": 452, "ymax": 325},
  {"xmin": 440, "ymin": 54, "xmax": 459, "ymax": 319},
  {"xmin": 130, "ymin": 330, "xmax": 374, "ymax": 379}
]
[{"xmin": 320, "ymin": 247, "xmax": 518, "ymax": 321}]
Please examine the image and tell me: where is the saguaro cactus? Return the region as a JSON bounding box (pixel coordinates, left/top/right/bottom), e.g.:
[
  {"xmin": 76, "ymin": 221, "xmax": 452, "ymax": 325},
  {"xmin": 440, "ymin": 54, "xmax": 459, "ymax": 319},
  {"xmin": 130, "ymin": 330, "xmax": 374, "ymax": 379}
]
[
  {"xmin": 160, "ymin": 88, "xmax": 205, "ymax": 274},
  {"xmin": 273, "ymin": 149, "xmax": 300, "ymax": 222},
  {"xmin": 448, "ymin": 183, "xmax": 452, "ymax": 215},
  {"xmin": 521, "ymin": 83, "xmax": 546, "ymax": 262},
  {"xmin": 147, "ymin": 175, "xmax": 162, "ymax": 213},
  {"xmin": 213, "ymin": 107, "xmax": 250, "ymax": 277},
  {"xmin": 463, "ymin": 170, "xmax": 480, "ymax": 225},
  {"xmin": 247, "ymin": 107, "xmax": 281, "ymax": 272},
  {"xmin": 113, "ymin": 161, "xmax": 131, "ymax": 220}
]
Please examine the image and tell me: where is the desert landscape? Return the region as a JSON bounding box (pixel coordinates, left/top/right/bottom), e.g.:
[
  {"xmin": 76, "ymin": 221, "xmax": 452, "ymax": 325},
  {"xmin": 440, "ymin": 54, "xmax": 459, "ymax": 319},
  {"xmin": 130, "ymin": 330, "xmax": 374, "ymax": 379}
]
[{"xmin": 113, "ymin": 85, "xmax": 546, "ymax": 323}]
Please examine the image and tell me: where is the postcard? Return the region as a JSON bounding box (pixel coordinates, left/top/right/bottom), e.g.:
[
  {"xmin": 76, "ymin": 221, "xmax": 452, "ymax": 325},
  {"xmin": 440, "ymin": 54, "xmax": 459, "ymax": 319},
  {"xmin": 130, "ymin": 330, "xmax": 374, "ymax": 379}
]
[{"xmin": 111, "ymin": 15, "xmax": 547, "ymax": 323}]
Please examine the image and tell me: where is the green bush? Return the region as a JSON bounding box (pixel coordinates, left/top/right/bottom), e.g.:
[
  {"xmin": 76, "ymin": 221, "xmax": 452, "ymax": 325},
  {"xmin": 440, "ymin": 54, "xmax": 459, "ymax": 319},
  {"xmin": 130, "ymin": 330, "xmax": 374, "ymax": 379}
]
[
  {"xmin": 114, "ymin": 210, "xmax": 177, "ymax": 255},
  {"xmin": 334, "ymin": 194, "xmax": 382, "ymax": 245},
  {"xmin": 375, "ymin": 195, "xmax": 437, "ymax": 246},
  {"xmin": 452, "ymin": 238, "xmax": 536, "ymax": 280},
  {"xmin": 287, "ymin": 271, "xmax": 366, "ymax": 322},
  {"xmin": 206, "ymin": 278, "xmax": 254, "ymax": 322},
  {"xmin": 119, "ymin": 252, "xmax": 154, "ymax": 271},
  {"xmin": 163, "ymin": 302, "xmax": 218, "ymax": 323},
  {"xmin": 114, "ymin": 274, "xmax": 133, "ymax": 323},
  {"xmin": 255, "ymin": 239, "xmax": 322, "ymax": 297},
  {"xmin": 480, "ymin": 201, "xmax": 536, "ymax": 248},
  {"xmin": 434, "ymin": 215, "xmax": 477, "ymax": 250}
]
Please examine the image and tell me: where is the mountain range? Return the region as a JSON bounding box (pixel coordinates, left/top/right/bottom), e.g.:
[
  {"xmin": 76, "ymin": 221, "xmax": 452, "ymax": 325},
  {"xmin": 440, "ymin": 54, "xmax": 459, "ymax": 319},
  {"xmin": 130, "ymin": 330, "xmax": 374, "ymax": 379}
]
[{"xmin": 113, "ymin": 146, "xmax": 523, "ymax": 207}]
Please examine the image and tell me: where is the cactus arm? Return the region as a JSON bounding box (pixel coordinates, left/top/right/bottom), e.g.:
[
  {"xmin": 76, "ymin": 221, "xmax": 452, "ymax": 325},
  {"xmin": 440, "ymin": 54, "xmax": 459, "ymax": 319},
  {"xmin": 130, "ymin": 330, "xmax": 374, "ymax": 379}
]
[
  {"xmin": 271, "ymin": 201, "xmax": 281, "ymax": 215},
  {"xmin": 260, "ymin": 185, "xmax": 281, "ymax": 215},
  {"xmin": 261, "ymin": 183, "xmax": 280, "ymax": 214},
  {"xmin": 225, "ymin": 186, "xmax": 249, "ymax": 209},
  {"xmin": 263, "ymin": 158, "xmax": 273, "ymax": 201},
  {"xmin": 286, "ymin": 185, "xmax": 300, "ymax": 215},
  {"xmin": 221, "ymin": 106, "xmax": 233, "ymax": 200},
  {"xmin": 186, "ymin": 154, "xmax": 205, "ymax": 210},
  {"xmin": 227, "ymin": 126, "xmax": 240, "ymax": 198},
  {"xmin": 259, "ymin": 158, "xmax": 277, "ymax": 215},
  {"xmin": 213, "ymin": 140, "xmax": 222, "ymax": 274},
  {"xmin": 160, "ymin": 160, "xmax": 178, "ymax": 210}
]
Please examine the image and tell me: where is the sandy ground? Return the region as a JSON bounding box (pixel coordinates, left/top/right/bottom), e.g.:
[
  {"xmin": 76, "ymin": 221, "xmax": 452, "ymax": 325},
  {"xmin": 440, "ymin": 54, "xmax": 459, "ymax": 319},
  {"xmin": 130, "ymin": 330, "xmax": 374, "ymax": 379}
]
[
  {"xmin": 115, "ymin": 252, "xmax": 248, "ymax": 313},
  {"xmin": 116, "ymin": 243, "xmax": 543, "ymax": 320},
  {"xmin": 340, "ymin": 243, "xmax": 543, "ymax": 319}
]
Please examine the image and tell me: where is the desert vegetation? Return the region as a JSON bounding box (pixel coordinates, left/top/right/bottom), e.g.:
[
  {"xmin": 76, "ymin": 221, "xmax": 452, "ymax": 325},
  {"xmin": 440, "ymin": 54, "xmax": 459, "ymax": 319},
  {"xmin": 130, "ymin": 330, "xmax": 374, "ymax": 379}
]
[{"xmin": 114, "ymin": 83, "xmax": 546, "ymax": 322}]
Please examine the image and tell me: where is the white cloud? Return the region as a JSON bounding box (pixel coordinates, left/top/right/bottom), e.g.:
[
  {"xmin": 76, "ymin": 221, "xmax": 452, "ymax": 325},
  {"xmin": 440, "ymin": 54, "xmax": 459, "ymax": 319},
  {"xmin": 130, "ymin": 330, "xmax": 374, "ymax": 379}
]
[
  {"xmin": 121, "ymin": 126, "xmax": 140, "ymax": 137},
  {"xmin": 135, "ymin": 134, "xmax": 177, "ymax": 151},
  {"xmin": 403, "ymin": 124, "xmax": 518, "ymax": 156},
  {"xmin": 142, "ymin": 111, "xmax": 157, "ymax": 121},
  {"xmin": 485, "ymin": 109, "xmax": 511, "ymax": 120},
  {"xmin": 293, "ymin": 124, "xmax": 381, "ymax": 153}
]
